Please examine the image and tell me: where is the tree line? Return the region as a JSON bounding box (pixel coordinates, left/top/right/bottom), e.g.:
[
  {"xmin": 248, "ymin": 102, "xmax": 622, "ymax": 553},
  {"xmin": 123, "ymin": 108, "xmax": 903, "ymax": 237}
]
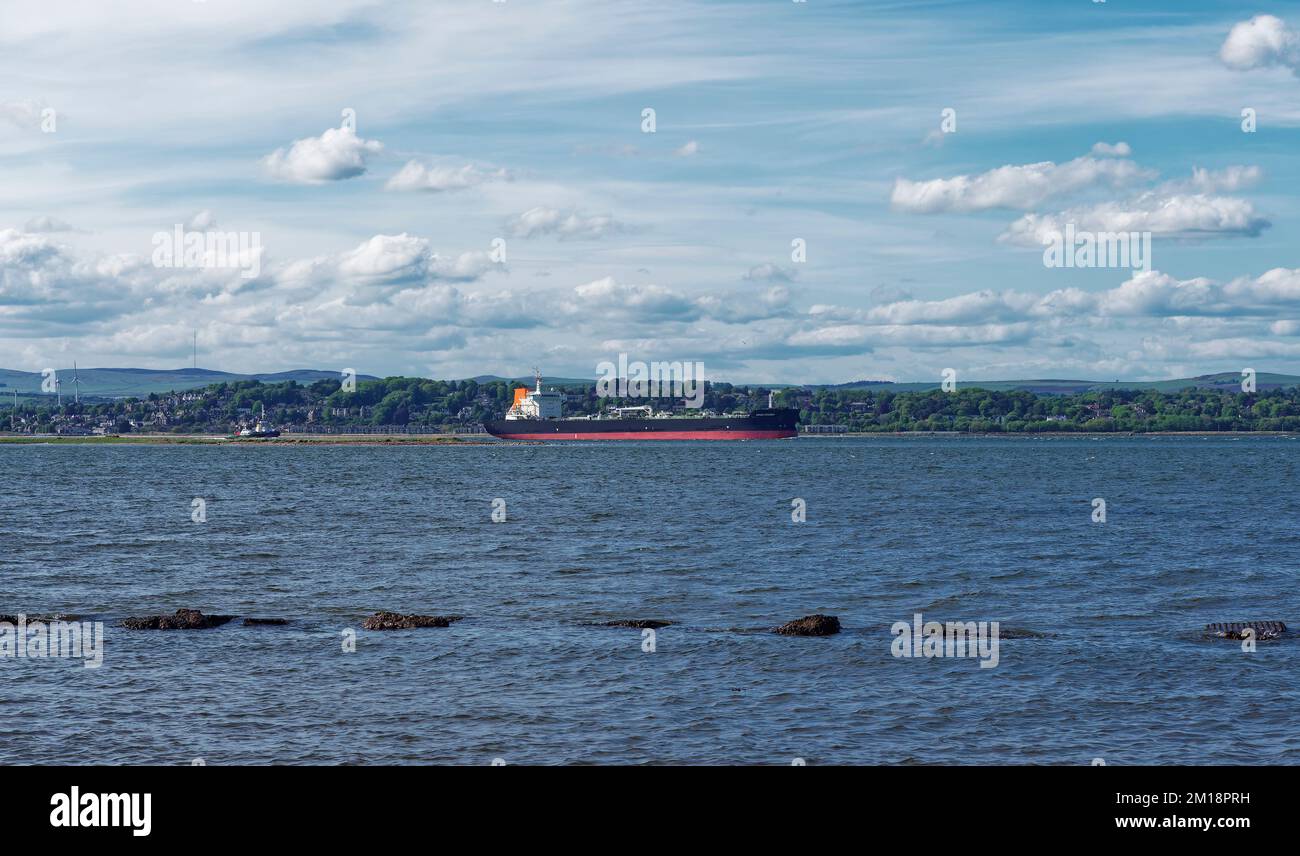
[{"xmin": 10, "ymin": 377, "xmax": 1300, "ymax": 433}]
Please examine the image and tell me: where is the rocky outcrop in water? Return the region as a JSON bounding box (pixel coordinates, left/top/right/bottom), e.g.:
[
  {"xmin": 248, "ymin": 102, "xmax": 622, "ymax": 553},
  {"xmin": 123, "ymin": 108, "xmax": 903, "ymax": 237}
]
[
  {"xmin": 598, "ymin": 619, "xmax": 673, "ymax": 629},
  {"xmin": 362, "ymin": 611, "xmax": 464, "ymax": 630},
  {"xmin": 1207, "ymin": 621, "xmax": 1286, "ymax": 640},
  {"xmin": 0, "ymin": 613, "xmax": 77, "ymax": 624},
  {"xmin": 122, "ymin": 609, "xmax": 235, "ymax": 630},
  {"xmin": 774, "ymin": 614, "xmax": 841, "ymax": 636},
  {"xmin": 242, "ymin": 617, "xmax": 288, "ymax": 626}
]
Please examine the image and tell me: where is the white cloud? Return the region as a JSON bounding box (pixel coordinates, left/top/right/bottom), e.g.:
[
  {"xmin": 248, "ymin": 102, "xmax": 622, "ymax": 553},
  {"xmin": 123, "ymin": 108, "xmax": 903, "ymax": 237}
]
[
  {"xmin": 572, "ymin": 277, "xmax": 702, "ymax": 321},
  {"xmin": 8, "ymin": 212, "xmax": 1300, "ymax": 379},
  {"xmin": 336, "ymin": 233, "xmax": 433, "ymax": 283},
  {"xmin": 743, "ymin": 263, "xmax": 796, "ymax": 283},
  {"xmin": 333, "ymin": 234, "xmax": 502, "ymax": 288},
  {"xmin": 1090, "ymin": 141, "xmax": 1131, "ymax": 157},
  {"xmin": 1174, "ymin": 165, "xmax": 1263, "ymax": 194},
  {"xmin": 1220, "ymin": 14, "xmax": 1300, "ymax": 73},
  {"xmin": 262, "ymin": 127, "xmax": 383, "ymax": 184},
  {"xmin": 890, "ymin": 153, "xmax": 1148, "ymax": 213},
  {"xmin": 1001, "ymin": 193, "xmax": 1270, "ymax": 244},
  {"xmin": 674, "ymin": 140, "xmax": 700, "ymax": 157},
  {"xmin": 385, "ymin": 161, "xmax": 509, "ymax": 193},
  {"xmin": 506, "ymin": 207, "xmax": 624, "ymax": 239}
]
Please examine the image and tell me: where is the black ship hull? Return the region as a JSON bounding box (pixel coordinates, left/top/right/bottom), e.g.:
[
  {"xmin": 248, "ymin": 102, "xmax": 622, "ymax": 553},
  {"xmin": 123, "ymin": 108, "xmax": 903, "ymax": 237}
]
[{"xmin": 484, "ymin": 408, "xmax": 798, "ymax": 440}]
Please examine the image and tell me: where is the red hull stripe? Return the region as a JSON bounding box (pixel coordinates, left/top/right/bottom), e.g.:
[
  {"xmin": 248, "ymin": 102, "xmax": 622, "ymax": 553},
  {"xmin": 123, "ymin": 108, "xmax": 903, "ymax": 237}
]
[{"xmin": 492, "ymin": 430, "xmax": 796, "ymax": 441}]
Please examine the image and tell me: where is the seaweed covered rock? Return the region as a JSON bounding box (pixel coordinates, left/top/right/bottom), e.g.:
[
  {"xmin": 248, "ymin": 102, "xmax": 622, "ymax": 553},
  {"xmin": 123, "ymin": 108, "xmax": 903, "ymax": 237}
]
[
  {"xmin": 599, "ymin": 619, "xmax": 673, "ymax": 629},
  {"xmin": 774, "ymin": 614, "xmax": 841, "ymax": 636},
  {"xmin": 0, "ymin": 613, "xmax": 76, "ymax": 624},
  {"xmin": 362, "ymin": 611, "xmax": 463, "ymax": 630},
  {"xmin": 122, "ymin": 609, "xmax": 235, "ymax": 630},
  {"xmin": 1207, "ymin": 621, "xmax": 1286, "ymax": 640}
]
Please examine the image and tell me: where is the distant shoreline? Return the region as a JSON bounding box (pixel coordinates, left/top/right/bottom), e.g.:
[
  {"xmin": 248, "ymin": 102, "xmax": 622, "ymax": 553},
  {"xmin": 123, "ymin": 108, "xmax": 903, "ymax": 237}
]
[
  {"xmin": 804, "ymin": 430, "xmax": 1297, "ymax": 438},
  {"xmin": 0, "ymin": 434, "xmax": 500, "ymax": 446},
  {"xmin": 0, "ymin": 430, "xmax": 1295, "ymax": 446}
]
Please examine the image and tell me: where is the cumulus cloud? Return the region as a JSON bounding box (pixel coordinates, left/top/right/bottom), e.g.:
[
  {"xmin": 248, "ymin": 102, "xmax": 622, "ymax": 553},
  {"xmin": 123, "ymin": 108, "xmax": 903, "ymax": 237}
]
[
  {"xmin": 332, "ymin": 234, "xmax": 503, "ymax": 292},
  {"xmin": 697, "ymin": 285, "xmax": 793, "ymax": 323},
  {"xmin": 10, "ymin": 214, "xmax": 1300, "ymax": 379},
  {"xmin": 572, "ymin": 277, "xmax": 703, "ymax": 322},
  {"xmin": 879, "ymin": 268, "xmax": 1300, "ymax": 323},
  {"xmin": 1168, "ymin": 165, "xmax": 1263, "ymax": 194},
  {"xmin": 890, "ymin": 154, "xmax": 1148, "ymax": 213},
  {"xmin": 336, "ymin": 233, "xmax": 435, "ymax": 284},
  {"xmin": 1220, "ymin": 14, "xmax": 1300, "ymax": 73},
  {"xmin": 1090, "ymin": 141, "xmax": 1132, "ymax": 158},
  {"xmin": 506, "ymin": 207, "xmax": 625, "ymax": 240},
  {"xmin": 262, "ymin": 127, "xmax": 383, "ymax": 184},
  {"xmin": 385, "ymin": 161, "xmax": 509, "ymax": 193},
  {"xmin": 674, "ymin": 140, "xmax": 700, "ymax": 157},
  {"xmin": 1001, "ymin": 193, "xmax": 1270, "ymax": 245},
  {"xmin": 0, "ymin": 228, "xmax": 154, "ymax": 325},
  {"xmin": 743, "ymin": 263, "xmax": 796, "ymax": 283}
]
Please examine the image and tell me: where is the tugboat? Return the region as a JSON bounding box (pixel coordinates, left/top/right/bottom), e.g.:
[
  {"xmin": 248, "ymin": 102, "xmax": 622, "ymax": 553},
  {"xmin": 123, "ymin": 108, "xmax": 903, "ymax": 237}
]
[
  {"xmin": 235, "ymin": 404, "xmax": 280, "ymax": 438},
  {"xmin": 484, "ymin": 371, "xmax": 798, "ymax": 441}
]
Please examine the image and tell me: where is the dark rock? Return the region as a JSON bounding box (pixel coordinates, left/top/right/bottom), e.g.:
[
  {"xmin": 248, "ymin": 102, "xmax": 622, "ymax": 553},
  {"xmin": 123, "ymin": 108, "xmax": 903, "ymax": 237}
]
[
  {"xmin": 1206, "ymin": 621, "xmax": 1286, "ymax": 640},
  {"xmin": 599, "ymin": 619, "xmax": 673, "ymax": 629},
  {"xmin": 362, "ymin": 611, "xmax": 463, "ymax": 630},
  {"xmin": 774, "ymin": 614, "xmax": 841, "ymax": 636},
  {"xmin": 0, "ymin": 613, "xmax": 76, "ymax": 624},
  {"xmin": 122, "ymin": 608, "xmax": 235, "ymax": 630},
  {"xmin": 242, "ymin": 617, "xmax": 288, "ymax": 626}
]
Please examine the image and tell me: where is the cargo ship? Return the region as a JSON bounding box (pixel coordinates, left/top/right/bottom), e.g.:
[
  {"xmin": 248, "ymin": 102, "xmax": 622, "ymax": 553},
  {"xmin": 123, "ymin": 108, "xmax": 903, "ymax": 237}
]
[{"xmin": 484, "ymin": 373, "xmax": 798, "ymax": 441}]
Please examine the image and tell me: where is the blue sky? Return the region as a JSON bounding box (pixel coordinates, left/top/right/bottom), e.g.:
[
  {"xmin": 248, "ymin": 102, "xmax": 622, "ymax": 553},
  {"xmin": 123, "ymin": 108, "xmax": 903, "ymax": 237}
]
[{"xmin": 3, "ymin": 0, "xmax": 1300, "ymax": 382}]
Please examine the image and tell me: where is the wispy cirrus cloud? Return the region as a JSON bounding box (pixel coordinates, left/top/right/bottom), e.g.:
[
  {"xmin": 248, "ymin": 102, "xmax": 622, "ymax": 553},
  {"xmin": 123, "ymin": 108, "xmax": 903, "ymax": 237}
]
[{"xmin": 385, "ymin": 161, "xmax": 510, "ymax": 193}]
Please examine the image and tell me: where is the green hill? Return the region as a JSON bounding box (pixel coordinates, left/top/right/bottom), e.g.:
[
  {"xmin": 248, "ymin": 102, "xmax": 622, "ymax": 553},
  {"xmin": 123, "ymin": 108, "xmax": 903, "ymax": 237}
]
[
  {"xmin": 0, "ymin": 367, "xmax": 380, "ymax": 401},
  {"xmin": 2, "ymin": 367, "xmax": 1296, "ymax": 402},
  {"xmin": 818, "ymin": 372, "xmax": 1300, "ymax": 394}
]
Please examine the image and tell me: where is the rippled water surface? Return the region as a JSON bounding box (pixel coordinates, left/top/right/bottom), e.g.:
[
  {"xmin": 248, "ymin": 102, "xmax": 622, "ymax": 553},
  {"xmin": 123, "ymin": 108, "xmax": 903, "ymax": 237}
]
[{"xmin": 3, "ymin": 436, "xmax": 1299, "ymax": 764}]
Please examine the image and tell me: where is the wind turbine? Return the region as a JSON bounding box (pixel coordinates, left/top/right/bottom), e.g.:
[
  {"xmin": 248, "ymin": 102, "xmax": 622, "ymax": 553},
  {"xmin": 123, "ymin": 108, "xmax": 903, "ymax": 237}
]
[{"xmin": 71, "ymin": 362, "xmax": 83, "ymax": 404}]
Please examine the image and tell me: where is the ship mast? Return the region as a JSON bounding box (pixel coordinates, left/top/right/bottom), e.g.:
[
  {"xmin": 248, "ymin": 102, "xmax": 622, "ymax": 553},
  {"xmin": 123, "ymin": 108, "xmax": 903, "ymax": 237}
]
[{"xmin": 533, "ymin": 366, "xmax": 541, "ymax": 394}]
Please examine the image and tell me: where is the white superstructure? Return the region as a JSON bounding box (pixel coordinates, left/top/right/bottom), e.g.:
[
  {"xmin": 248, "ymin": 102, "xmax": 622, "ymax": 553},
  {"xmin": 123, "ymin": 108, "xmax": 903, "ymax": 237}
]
[{"xmin": 505, "ymin": 370, "xmax": 563, "ymax": 420}]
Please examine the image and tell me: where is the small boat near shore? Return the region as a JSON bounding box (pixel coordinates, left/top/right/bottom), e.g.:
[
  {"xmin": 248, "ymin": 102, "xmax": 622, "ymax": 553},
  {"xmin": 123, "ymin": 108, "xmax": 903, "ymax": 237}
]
[{"xmin": 232, "ymin": 404, "xmax": 280, "ymax": 438}]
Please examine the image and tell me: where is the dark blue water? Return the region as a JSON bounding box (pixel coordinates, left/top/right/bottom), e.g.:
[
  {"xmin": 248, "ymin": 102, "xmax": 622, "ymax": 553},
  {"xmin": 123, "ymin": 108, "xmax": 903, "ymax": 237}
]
[{"xmin": 3, "ymin": 436, "xmax": 1299, "ymax": 765}]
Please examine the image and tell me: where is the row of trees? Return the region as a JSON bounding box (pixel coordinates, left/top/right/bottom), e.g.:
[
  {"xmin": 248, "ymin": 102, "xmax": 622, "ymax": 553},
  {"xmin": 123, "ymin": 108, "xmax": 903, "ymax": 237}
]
[
  {"xmin": 781, "ymin": 386, "xmax": 1300, "ymax": 432},
  {"xmin": 10, "ymin": 378, "xmax": 1300, "ymax": 433}
]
